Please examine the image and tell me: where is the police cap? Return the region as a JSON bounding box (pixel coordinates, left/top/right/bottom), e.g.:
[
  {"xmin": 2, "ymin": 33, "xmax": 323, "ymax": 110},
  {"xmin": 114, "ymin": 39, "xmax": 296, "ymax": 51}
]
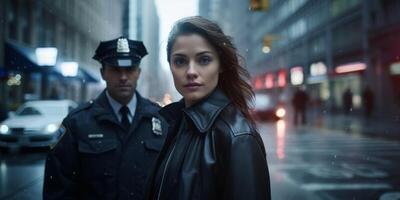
[{"xmin": 93, "ymin": 37, "xmax": 148, "ymax": 67}]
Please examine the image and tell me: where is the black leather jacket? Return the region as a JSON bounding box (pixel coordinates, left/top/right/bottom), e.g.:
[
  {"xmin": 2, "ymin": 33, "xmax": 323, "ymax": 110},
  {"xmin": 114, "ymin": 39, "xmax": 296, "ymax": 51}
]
[{"xmin": 146, "ymin": 89, "xmax": 271, "ymax": 200}]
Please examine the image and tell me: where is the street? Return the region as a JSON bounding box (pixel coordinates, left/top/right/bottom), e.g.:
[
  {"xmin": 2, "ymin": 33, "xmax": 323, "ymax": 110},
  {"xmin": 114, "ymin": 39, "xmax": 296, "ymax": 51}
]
[
  {"xmin": 1, "ymin": 120, "xmax": 400, "ymax": 200},
  {"xmin": 261, "ymin": 120, "xmax": 400, "ymax": 200},
  {"xmin": 0, "ymin": 149, "xmax": 45, "ymax": 200}
]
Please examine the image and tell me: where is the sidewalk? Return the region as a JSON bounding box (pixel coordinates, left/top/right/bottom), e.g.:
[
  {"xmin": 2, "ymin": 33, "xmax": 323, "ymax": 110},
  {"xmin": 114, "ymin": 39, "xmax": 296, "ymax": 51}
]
[{"xmin": 306, "ymin": 111, "xmax": 400, "ymax": 141}]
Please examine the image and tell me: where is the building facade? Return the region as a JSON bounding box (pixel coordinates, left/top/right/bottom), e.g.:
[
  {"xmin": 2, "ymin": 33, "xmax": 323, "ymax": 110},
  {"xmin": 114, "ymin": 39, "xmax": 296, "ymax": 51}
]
[
  {"xmin": 0, "ymin": 0, "xmax": 125, "ymax": 109},
  {"xmin": 201, "ymin": 0, "xmax": 400, "ymax": 119},
  {"xmin": 128, "ymin": 0, "xmax": 165, "ymax": 102}
]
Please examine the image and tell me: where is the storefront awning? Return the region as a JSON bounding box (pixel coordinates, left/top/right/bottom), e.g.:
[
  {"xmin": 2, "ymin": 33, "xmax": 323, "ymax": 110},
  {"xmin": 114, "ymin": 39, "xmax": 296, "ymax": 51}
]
[
  {"xmin": 0, "ymin": 67, "xmax": 8, "ymax": 79},
  {"xmin": 77, "ymin": 67, "xmax": 99, "ymax": 83},
  {"xmin": 4, "ymin": 40, "xmax": 100, "ymax": 83},
  {"xmin": 5, "ymin": 40, "xmax": 40, "ymax": 72}
]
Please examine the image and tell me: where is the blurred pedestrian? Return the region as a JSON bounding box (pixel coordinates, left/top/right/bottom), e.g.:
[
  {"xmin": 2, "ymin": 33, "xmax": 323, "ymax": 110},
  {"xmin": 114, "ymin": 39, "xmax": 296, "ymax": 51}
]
[
  {"xmin": 342, "ymin": 88, "xmax": 353, "ymax": 115},
  {"xmin": 43, "ymin": 37, "xmax": 166, "ymax": 200},
  {"xmin": 291, "ymin": 86, "xmax": 309, "ymax": 125},
  {"xmin": 362, "ymin": 85, "xmax": 374, "ymax": 118},
  {"xmin": 145, "ymin": 16, "xmax": 271, "ymax": 200}
]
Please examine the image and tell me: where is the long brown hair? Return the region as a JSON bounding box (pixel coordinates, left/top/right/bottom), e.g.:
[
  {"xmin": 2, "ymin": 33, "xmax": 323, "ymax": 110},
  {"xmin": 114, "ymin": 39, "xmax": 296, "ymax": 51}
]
[{"xmin": 167, "ymin": 16, "xmax": 255, "ymax": 123}]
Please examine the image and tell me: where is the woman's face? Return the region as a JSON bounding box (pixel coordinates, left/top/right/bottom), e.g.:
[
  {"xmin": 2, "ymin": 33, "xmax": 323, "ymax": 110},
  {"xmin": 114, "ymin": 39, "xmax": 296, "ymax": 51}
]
[{"xmin": 170, "ymin": 33, "xmax": 221, "ymax": 107}]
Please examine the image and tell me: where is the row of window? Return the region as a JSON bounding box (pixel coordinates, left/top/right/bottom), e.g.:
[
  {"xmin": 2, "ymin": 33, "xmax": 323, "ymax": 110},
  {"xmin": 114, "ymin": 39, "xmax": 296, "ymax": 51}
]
[{"xmin": 3, "ymin": 0, "xmax": 123, "ymax": 66}]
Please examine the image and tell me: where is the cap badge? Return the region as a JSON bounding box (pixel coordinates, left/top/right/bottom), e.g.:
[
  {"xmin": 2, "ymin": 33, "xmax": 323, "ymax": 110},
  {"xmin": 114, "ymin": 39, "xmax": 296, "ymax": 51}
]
[{"xmin": 117, "ymin": 38, "xmax": 130, "ymax": 53}]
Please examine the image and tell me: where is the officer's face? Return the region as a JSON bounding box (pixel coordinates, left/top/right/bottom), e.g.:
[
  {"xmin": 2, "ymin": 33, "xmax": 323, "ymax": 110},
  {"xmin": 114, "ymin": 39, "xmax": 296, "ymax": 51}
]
[
  {"xmin": 101, "ymin": 65, "xmax": 141, "ymax": 105},
  {"xmin": 169, "ymin": 34, "xmax": 220, "ymax": 107}
]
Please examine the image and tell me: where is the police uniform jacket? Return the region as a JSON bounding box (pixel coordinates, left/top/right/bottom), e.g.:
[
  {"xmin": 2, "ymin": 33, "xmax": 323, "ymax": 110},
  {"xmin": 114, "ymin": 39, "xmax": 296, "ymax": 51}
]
[
  {"xmin": 146, "ymin": 89, "xmax": 271, "ymax": 200},
  {"xmin": 43, "ymin": 90, "xmax": 166, "ymax": 200}
]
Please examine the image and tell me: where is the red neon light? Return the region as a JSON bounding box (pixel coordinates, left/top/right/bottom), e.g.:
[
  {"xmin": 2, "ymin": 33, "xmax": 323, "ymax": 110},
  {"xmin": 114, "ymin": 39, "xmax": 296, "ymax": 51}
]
[
  {"xmin": 335, "ymin": 62, "xmax": 366, "ymax": 73},
  {"xmin": 265, "ymin": 74, "xmax": 274, "ymax": 89},
  {"xmin": 278, "ymin": 70, "xmax": 286, "ymax": 87},
  {"xmin": 255, "ymin": 77, "xmax": 263, "ymax": 90}
]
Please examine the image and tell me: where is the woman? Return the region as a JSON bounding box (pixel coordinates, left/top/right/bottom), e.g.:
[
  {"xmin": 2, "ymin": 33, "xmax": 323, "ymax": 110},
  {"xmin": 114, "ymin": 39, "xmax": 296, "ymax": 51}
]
[{"xmin": 146, "ymin": 16, "xmax": 271, "ymax": 200}]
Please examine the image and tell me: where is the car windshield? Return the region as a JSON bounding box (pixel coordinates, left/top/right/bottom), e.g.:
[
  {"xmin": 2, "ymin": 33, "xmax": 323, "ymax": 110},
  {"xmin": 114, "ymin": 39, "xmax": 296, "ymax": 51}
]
[
  {"xmin": 16, "ymin": 107, "xmax": 42, "ymax": 116},
  {"xmin": 39, "ymin": 105, "xmax": 69, "ymax": 116},
  {"xmin": 16, "ymin": 104, "xmax": 69, "ymax": 116}
]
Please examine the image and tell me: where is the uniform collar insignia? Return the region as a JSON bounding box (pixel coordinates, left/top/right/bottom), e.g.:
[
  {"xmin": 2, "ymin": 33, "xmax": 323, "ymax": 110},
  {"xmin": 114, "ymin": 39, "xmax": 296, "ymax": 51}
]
[{"xmin": 117, "ymin": 38, "xmax": 130, "ymax": 53}]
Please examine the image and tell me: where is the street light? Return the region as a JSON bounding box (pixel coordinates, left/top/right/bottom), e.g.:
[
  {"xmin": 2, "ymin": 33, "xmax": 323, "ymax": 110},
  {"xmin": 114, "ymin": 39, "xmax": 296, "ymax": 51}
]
[
  {"xmin": 59, "ymin": 62, "xmax": 79, "ymax": 77},
  {"xmin": 262, "ymin": 46, "xmax": 271, "ymax": 54},
  {"xmin": 35, "ymin": 47, "xmax": 58, "ymax": 66}
]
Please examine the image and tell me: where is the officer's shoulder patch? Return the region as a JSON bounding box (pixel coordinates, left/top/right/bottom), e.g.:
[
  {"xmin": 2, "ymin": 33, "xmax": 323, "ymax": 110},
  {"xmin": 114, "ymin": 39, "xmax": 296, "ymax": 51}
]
[{"xmin": 50, "ymin": 124, "xmax": 67, "ymax": 149}]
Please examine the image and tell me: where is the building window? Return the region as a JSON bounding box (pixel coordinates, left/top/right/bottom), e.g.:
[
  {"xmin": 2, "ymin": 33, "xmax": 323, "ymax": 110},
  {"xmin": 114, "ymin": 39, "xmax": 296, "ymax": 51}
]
[{"xmin": 331, "ymin": 0, "xmax": 361, "ymax": 17}]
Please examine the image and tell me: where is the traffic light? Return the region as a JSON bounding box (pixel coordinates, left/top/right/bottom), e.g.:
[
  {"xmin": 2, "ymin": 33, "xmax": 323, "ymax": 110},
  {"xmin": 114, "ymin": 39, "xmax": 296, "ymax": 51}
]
[
  {"xmin": 262, "ymin": 35, "xmax": 273, "ymax": 53},
  {"xmin": 263, "ymin": 35, "xmax": 273, "ymax": 47},
  {"xmin": 249, "ymin": 0, "xmax": 269, "ymax": 11}
]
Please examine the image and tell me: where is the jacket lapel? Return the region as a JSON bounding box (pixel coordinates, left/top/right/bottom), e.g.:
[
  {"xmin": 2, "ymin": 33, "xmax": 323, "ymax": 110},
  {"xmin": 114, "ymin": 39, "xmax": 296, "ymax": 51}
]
[
  {"xmin": 92, "ymin": 91, "xmax": 120, "ymax": 126},
  {"xmin": 183, "ymin": 89, "xmax": 230, "ymax": 133},
  {"xmin": 160, "ymin": 89, "xmax": 230, "ymax": 134}
]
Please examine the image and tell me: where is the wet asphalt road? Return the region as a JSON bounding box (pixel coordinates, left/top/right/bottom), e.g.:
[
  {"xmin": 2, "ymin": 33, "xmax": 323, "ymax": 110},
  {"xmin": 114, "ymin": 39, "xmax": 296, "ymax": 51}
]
[
  {"xmin": 0, "ymin": 120, "xmax": 399, "ymax": 200},
  {"xmin": 260, "ymin": 120, "xmax": 400, "ymax": 200}
]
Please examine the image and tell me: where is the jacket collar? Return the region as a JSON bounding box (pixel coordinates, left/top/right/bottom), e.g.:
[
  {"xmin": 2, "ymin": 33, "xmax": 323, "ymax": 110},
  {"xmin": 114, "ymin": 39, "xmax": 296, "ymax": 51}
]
[
  {"xmin": 160, "ymin": 89, "xmax": 230, "ymax": 133},
  {"xmin": 92, "ymin": 90, "xmax": 155, "ymax": 123}
]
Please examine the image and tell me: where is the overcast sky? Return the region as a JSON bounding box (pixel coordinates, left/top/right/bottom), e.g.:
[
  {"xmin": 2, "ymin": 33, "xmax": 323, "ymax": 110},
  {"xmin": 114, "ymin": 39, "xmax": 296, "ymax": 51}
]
[{"xmin": 155, "ymin": 0, "xmax": 199, "ymax": 70}]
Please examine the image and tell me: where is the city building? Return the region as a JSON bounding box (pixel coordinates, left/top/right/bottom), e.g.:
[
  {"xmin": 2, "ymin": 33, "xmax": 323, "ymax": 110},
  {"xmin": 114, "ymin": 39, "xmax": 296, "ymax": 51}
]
[
  {"xmin": 128, "ymin": 0, "xmax": 165, "ymax": 103},
  {"xmin": 0, "ymin": 0, "xmax": 125, "ymax": 110},
  {"xmin": 200, "ymin": 0, "xmax": 400, "ymax": 118}
]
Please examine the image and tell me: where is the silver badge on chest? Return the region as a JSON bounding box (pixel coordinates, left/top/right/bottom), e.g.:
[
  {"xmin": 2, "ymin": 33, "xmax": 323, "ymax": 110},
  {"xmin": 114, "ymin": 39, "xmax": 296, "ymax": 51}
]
[{"xmin": 152, "ymin": 117, "xmax": 162, "ymax": 136}]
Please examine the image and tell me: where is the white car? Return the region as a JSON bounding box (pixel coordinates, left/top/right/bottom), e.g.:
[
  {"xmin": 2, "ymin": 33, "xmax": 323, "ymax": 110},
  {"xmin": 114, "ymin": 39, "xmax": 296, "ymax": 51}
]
[{"xmin": 0, "ymin": 100, "xmax": 77, "ymax": 149}]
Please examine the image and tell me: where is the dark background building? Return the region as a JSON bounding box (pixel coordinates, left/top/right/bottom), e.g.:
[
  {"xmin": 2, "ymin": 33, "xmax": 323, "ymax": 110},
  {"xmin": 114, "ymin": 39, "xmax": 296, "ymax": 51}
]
[
  {"xmin": 200, "ymin": 0, "xmax": 400, "ymax": 120},
  {"xmin": 0, "ymin": 0, "xmax": 124, "ymax": 110}
]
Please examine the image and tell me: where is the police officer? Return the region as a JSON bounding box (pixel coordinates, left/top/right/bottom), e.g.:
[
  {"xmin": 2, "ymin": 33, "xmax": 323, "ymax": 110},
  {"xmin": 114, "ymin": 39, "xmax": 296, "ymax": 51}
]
[{"xmin": 43, "ymin": 37, "xmax": 166, "ymax": 200}]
